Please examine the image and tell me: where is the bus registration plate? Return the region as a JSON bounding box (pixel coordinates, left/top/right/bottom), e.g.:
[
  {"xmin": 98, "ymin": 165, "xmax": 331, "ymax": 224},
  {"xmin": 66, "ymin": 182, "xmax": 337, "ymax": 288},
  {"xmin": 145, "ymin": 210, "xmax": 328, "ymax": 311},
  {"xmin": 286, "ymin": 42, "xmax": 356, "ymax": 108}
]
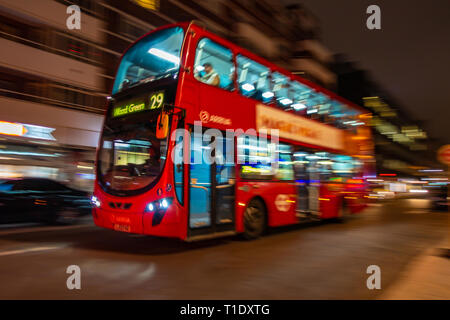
[{"xmin": 114, "ymin": 224, "xmax": 131, "ymax": 233}]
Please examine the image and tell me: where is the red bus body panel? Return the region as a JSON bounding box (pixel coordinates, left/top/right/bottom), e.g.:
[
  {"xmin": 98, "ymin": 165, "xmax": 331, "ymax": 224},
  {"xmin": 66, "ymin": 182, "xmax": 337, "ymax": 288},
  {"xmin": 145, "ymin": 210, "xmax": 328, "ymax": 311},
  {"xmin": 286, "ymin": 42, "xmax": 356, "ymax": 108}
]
[{"xmin": 93, "ymin": 22, "xmax": 374, "ymax": 240}]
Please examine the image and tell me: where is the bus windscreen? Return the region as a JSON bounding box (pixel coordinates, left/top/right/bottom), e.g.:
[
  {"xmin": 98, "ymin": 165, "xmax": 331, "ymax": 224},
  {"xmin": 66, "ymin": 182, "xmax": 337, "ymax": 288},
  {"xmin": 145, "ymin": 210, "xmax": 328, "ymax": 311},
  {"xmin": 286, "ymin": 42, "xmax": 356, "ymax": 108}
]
[{"xmin": 97, "ymin": 111, "xmax": 170, "ymax": 194}]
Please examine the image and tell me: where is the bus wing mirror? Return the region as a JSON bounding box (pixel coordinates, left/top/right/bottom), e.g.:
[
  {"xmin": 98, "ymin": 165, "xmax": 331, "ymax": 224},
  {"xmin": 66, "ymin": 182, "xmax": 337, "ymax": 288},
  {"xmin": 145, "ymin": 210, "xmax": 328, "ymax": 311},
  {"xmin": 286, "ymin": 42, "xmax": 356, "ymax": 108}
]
[{"xmin": 156, "ymin": 111, "xmax": 169, "ymax": 139}]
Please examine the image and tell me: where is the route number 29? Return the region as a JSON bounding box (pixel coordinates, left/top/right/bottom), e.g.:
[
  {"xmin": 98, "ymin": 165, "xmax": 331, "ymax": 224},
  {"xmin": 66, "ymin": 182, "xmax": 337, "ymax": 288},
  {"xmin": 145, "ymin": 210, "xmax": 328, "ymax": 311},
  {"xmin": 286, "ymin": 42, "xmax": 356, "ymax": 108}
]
[{"xmin": 150, "ymin": 92, "xmax": 164, "ymax": 109}]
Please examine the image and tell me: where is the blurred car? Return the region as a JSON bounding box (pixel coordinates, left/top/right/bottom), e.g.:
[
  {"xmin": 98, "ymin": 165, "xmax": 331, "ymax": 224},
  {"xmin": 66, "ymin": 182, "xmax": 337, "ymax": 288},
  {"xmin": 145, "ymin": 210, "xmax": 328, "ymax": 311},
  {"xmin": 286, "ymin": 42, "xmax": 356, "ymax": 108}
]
[
  {"xmin": 0, "ymin": 178, "xmax": 91, "ymax": 224},
  {"xmin": 430, "ymin": 185, "xmax": 449, "ymax": 211},
  {"xmin": 371, "ymin": 189, "xmax": 395, "ymax": 199}
]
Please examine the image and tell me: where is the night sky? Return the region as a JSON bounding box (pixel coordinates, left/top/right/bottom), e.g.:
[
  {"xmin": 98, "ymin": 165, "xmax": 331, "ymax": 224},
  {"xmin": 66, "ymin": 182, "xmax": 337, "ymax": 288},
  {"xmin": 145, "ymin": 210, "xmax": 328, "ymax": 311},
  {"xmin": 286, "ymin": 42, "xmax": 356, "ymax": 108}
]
[{"xmin": 287, "ymin": 0, "xmax": 450, "ymax": 145}]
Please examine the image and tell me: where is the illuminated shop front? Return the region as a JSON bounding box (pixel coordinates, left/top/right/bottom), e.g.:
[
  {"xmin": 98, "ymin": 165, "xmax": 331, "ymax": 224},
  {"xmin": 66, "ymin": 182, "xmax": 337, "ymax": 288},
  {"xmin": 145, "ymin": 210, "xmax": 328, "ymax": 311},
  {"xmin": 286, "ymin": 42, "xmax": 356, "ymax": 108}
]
[{"xmin": 0, "ymin": 96, "xmax": 103, "ymax": 191}]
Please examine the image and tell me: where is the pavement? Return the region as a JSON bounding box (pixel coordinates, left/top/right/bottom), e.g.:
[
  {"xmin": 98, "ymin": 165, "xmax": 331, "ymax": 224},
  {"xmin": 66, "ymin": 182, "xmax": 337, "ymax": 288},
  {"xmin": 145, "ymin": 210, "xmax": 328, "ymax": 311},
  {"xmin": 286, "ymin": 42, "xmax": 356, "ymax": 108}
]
[{"xmin": 380, "ymin": 238, "xmax": 449, "ymax": 300}]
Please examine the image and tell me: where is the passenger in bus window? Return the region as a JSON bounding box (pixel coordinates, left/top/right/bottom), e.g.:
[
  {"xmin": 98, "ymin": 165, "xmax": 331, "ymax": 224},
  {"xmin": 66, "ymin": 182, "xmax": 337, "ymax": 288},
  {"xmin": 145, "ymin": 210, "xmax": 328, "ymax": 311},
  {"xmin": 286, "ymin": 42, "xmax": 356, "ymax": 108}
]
[{"xmin": 195, "ymin": 63, "xmax": 220, "ymax": 87}]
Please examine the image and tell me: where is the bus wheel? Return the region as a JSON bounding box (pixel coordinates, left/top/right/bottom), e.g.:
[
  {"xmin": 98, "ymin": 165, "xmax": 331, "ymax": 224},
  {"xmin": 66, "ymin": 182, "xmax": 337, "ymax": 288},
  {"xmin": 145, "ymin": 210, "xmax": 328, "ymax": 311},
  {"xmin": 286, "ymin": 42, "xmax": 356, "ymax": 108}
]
[{"xmin": 243, "ymin": 199, "xmax": 266, "ymax": 239}]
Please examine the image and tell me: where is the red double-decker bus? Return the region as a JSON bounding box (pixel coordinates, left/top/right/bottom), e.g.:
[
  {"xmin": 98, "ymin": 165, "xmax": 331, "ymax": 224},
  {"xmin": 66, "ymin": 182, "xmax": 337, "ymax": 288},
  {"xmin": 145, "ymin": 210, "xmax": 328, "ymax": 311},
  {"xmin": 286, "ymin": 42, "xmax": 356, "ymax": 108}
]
[{"xmin": 92, "ymin": 22, "xmax": 375, "ymax": 241}]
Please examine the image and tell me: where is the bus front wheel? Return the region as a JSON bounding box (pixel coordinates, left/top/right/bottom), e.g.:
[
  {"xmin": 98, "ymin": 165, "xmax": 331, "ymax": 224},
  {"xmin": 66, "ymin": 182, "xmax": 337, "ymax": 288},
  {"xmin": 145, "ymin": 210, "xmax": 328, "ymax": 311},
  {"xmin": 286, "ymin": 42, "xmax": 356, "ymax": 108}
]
[{"xmin": 243, "ymin": 198, "xmax": 266, "ymax": 239}]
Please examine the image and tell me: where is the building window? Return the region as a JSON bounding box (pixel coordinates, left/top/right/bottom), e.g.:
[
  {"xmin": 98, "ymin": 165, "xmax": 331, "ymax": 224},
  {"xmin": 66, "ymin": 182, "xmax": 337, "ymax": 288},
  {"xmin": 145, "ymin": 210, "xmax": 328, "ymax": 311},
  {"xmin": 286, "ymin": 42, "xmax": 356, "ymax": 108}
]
[
  {"xmin": 194, "ymin": 38, "xmax": 234, "ymax": 91},
  {"xmin": 236, "ymin": 55, "xmax": 272, "ymax": 104},
  {"xmin": 118, "ymin": 18, "xmax": 148, "ymax": 40}
]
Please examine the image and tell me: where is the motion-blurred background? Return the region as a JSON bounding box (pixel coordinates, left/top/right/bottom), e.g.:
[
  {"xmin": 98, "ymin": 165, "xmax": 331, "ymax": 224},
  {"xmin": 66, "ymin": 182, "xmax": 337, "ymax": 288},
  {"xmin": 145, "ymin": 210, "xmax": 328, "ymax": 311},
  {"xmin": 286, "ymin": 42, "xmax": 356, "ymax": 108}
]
[
  {"xmin": 0, "ymin": 0, "xmax": 448, "ymax": 300},
  {"xmin": 0, "ymin": 0, "xmax": 448, "ymax": 196}
]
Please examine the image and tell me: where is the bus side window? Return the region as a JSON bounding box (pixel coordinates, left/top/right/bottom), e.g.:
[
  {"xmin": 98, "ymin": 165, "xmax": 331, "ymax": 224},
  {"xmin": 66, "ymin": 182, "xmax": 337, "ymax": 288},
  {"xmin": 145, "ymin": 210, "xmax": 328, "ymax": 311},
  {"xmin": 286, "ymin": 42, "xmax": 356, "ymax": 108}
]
[
  {"xmin": 310, "ymin": 92, "xmax": 332, "ymax": 123},
  {"xmin": 236, "ymin": 55, "xmax": 272, "ymax": 104},
  {"xmin": 276, "ymin": 144, "xmax": 294, "ymax": 180},
  {"xmin": 194, "ymin": 38, "xmax": 234, "ymax": 91},
  {"xmin": 272, "ymin": 72, "xmax": 291, "ymax": 109},
  {"xmin": 237, "ymin": 135, "xmax": 276, "ymax": 180},
  {"xmin": 289, "ymin": 80, "xmax": 311, "ymax": 115}
]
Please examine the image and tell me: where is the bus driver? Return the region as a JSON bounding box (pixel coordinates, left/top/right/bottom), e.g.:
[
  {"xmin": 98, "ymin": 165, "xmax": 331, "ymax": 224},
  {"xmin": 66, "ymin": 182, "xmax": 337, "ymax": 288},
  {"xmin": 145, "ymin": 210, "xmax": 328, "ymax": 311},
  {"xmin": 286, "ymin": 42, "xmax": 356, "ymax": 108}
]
[{"xmin": 195, "ymin": 62, "xmax": 220, "ymax": 87}]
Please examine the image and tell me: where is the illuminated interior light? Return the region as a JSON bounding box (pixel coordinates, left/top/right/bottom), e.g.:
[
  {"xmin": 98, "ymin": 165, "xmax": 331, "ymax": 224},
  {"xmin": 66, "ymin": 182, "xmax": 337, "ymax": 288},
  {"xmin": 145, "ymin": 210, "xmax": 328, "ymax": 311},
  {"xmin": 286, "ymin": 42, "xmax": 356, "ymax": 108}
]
[
  {"xmin": 292, "ymin": 103, "xmax": 306, "ymax": 111},
  {"xmin": 148, "ymin": 48, "xmax": 180, "ymax": 64},
  {"xmin": 262, "ymin": 91, "xmax": 274, "ymax": 99},
  {"xmin": 306, "ymin": 108, "xmax": 318, "ymax": 114},
  {"xmin": 280, "ymin": 98, "xmax": 293, "ymax": 105},
  {"xmin": 242, "ymin": 83, "xmax": 255, "ymax": 91},
  {"xmin": 77, "ymin": 165, "xmax": 93, "ymax": 170},
  {"xmin": 409, "ymin": 189, "xmax": 428, "ymax": 193}
]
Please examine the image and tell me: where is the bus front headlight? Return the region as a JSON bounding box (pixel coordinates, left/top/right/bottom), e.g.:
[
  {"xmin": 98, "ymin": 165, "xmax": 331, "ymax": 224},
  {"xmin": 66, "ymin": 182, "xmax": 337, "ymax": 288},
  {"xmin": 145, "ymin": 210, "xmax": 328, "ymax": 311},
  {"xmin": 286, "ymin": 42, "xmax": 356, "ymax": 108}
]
[
  {"xmin": 91, "ymin": 195, "xmax": 101, "ymax": 208},
  {"xmin": 145, "ymin": 198, "xmax": 173, "ymax": 213},
  {"xmin": 146, "ymin": 202, "xmax": 155, "ymax": 212}
]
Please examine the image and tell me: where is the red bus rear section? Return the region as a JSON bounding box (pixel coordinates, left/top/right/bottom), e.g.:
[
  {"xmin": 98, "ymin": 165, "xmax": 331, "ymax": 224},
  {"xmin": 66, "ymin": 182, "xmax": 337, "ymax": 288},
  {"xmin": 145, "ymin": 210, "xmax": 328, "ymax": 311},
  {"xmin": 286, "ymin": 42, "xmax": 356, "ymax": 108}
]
[{"xmin": 92, "ymin": 22, "xmax": 375, "ymax": 241}]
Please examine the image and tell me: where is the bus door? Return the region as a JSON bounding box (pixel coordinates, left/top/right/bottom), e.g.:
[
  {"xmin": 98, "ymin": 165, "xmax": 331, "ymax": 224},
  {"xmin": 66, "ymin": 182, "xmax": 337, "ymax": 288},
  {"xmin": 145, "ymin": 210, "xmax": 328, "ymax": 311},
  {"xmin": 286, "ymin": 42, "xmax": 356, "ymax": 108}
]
[
  {"xmin": 293, "ymin": 151, "xmax": 320, "ymax": 218},
  {"xmin": 307, "ymin": 158, "xmax": 321, "ymax": 217},
  {"xmin": 293, "ymin": 153, "xmax": 309, "ymax": 218},
  {"xmin": 188, "ymin": 130, "xmax": 235, "ymax": 237}
]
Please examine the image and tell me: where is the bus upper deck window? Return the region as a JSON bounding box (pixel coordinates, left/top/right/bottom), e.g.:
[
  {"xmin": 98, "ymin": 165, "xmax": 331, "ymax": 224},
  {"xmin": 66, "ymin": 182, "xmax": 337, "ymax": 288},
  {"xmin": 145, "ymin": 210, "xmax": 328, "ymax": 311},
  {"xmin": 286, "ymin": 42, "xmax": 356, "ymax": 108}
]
[
  {"xmin": 272, "ymin": 72, "xmax": 291, "ymax": 109},
  {"xmin": 311, "ymin": 92, "xmax": 331, "ymax": 123},
  {"xmin": 194, "ymin": 38, "xmax": 234, "ymax": 91},
  {"xmin": 112, "ymin": 27, "xmax": 184, "ymax": 94},
  {"xmin": 236, "ymin": 55, "xmax": 272, "ymax": 104},
  {"xmin": 290, "ymin": 80, "xmax": 311, "ymax": 114}
]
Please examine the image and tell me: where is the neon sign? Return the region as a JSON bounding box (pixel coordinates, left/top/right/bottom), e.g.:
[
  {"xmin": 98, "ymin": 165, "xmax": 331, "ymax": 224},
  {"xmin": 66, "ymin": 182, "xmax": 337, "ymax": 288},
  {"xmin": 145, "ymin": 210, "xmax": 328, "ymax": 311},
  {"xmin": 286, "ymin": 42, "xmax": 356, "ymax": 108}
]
[
  {"xmin": 0, "ymin": 121, "xmax": 55, "ymax": 140},
  {"xmin": 0, "ymin": 121, "xmax": 26, "ymax": 136}
]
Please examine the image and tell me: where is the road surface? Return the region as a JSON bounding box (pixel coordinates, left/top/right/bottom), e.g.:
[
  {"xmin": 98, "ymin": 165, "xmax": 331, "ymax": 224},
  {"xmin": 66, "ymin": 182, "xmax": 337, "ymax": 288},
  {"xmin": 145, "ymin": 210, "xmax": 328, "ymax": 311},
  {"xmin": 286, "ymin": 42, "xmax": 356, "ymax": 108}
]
[{"xmin": 0, "ymin": 198, "xmax": 447, "ymax": 299}]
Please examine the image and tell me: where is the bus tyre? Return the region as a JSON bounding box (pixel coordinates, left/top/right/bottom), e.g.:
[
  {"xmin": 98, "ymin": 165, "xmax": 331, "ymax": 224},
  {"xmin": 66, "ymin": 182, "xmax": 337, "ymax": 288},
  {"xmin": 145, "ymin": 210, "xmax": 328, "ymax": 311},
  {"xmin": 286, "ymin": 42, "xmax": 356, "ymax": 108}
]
[{"xmin": 243, "ymin": 199, "xmax": 266, "ymax": 239}]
